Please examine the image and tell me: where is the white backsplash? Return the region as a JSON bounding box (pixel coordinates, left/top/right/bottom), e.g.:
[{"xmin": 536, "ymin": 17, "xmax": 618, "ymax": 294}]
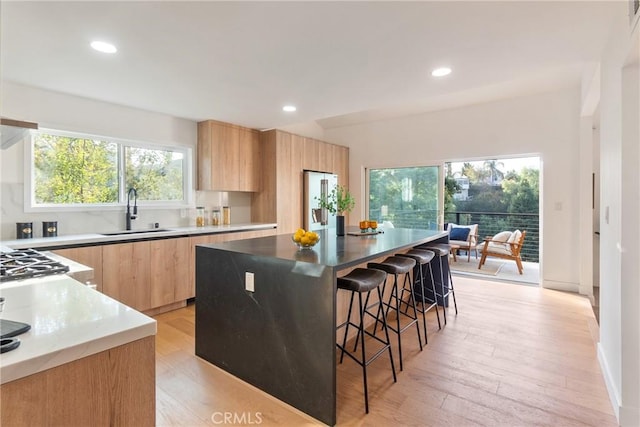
[{"xmin": 0, "ymin": 183, "xmax": 253, "ymax": 240}]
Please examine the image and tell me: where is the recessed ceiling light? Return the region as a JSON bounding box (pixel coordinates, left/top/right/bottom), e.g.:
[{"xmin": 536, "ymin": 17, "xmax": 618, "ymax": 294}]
[
  {"xmin": 91, "ymin": 41, "xmax": 117, "ymax": 54},
  {"xmin": 282, "ymin": 105, "xmax": 297, "ymax": 112},
  {"xmin": 431, "ymin": 67, "xmax": 452, "ymax": 77}
]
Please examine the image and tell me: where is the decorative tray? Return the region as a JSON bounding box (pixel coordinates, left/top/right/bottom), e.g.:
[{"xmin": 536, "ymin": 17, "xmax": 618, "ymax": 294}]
[{"xmin": 347, "ymin": 230, "xmax": 384, "ymax": 236}]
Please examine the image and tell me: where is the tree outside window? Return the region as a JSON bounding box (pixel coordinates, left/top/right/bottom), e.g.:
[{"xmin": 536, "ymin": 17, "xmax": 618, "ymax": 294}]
[{"xmin": 32, "ymin": 131, "xmax": 188, "ymax": 207}]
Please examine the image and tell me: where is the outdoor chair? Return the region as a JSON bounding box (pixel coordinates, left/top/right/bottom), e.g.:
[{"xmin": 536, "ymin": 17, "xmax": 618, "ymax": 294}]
[
  {"xmin": 478, "ymin": 230, "xmax": 527, "ymax": 274},
  {"xmin": 446, "ymin": 223, "xmax": 479, "ymax": 262}
]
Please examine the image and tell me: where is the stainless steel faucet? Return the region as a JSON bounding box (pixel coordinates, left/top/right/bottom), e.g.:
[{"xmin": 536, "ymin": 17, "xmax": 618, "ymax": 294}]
[{"xmin": 126, "ymin": 188, "xmax": 138, "ymax": 230}]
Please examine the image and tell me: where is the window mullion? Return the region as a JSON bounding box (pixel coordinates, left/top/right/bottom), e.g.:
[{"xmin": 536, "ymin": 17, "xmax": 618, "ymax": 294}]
[{"xmin": 119, "ymin": 143, "xmax": 126, "ymax": 204}]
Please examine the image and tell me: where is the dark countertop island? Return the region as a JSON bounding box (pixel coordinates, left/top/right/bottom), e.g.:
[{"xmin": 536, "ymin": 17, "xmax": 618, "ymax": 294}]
[{"xmin": 195, "ymin": 227, "xmax": 447, "ymax": 425}]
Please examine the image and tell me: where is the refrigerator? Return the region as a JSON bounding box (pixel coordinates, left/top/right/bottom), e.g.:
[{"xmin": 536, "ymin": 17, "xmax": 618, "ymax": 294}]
[{"xmin": 303, "ymin": 170, "xmax": 338, "ymax": 232}]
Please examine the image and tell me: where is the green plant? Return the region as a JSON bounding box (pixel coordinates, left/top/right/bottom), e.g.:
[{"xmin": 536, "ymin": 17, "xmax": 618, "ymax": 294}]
[{"xmin": 316, "ymin": 185, "xmax": 355, "ymax": 215}]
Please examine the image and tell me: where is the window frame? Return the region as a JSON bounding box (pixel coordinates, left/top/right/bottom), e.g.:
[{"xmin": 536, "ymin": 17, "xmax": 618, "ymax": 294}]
[{"xmin": 25, "ymin": 128, "xmax": 193, "ymax": 212}]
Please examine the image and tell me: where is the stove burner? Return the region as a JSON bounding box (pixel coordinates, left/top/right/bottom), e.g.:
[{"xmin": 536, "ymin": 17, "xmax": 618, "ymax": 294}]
[{"xmin": 0, "ymin": 249, "xmax": 69, "ymax": 282}]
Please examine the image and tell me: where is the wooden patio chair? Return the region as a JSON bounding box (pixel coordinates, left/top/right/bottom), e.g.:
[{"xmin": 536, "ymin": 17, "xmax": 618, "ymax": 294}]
[{"xmin": 478, "ymin": 230, "xmax": 527, "ymax": 274}]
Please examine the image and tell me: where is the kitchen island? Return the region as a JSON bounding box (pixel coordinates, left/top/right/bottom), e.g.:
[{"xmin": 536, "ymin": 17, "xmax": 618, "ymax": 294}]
[{"xmin": 195, "ymin": 227, "xmax": 446, "ymax": 425}]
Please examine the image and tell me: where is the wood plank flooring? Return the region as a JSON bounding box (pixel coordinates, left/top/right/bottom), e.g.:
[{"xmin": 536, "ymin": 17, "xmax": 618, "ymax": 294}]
[{"xmin": 154, "ymin": 276, "xmax": 616, "ymax": 426}]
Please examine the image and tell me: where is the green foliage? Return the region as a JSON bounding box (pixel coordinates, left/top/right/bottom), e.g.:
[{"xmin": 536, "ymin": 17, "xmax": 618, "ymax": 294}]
[
  {"xmin": 125, "ymin": 147, "xmax": 184, "ymax": 201},
  {"xmin": 317, "ymin": 184, "xmax": 355, "ymax": 215},
  {"xmin": 33, "ymin": 133, "xmax": 184, "ymax": 205},
  {"xmin": 34, "ymin": 134, "xmax": 118, "ymax": 203},
  {"xmin": 444, "ymin": 176, "xmax": 460, "ymax": 213},
  {"xmin": 445, "ymin": 161, "xmax": 540, "ymax": 262},
  {"xmin": 368, "ymin": 166, "xmax": 439, "ymax": 228}
]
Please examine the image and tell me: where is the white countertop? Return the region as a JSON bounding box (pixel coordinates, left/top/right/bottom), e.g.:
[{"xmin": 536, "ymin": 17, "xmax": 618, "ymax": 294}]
[
  {"xmin": 2, "ymin": 222, "xmax": 278, "ymax": 250},
  {"xmin": 0, "ymin": 275, "xmax": 157, "ymax": 384}
]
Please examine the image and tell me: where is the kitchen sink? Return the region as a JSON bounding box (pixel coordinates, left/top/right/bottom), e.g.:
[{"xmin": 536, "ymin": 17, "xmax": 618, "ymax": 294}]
[{"xmin": 101, "ymin": 228, "xmax": 173, "ymax": 236}]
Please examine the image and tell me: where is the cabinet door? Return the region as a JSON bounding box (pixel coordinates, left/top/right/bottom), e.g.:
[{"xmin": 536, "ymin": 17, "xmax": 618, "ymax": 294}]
[
  {"xmin": 302, "ymin": 137, "xmax": 320, "ymax": 171},
  {"xmin": 239, "ymin": 128, "xmax": 260, "ymax": 191},
  {"xmin": 102, "ymin": 242, "xmax": 151, "ymax": 311},
  {"xmin": 318, "ymin": 140, "xmax": 333, "ymax": 174},
  {"xmin": 198, "ymin": 120, "xmax": 260, "ymax": 191},
  {"xmin": 151, "ymin": 238, "xmax": 191, "ymax": 305},
  {"xmin": 216, "ymin": 124, "xmax": 241, "ymax": 190},
  {"xmin": 277, "ymin": 132, "xmax": 304, "ymax": 234},
  {"xmin": 332, "ymin": 144, "xmax": 349, "ymax": 188},
  {"xmin": 52, "ymin": 246, "xmax": 103, "ymax": 292}
]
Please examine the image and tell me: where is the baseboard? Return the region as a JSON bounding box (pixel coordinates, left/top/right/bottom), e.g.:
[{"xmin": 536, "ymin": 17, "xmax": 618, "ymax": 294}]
[
  {"xmin": 598, "ymin": 343, "xmax": 621, "ymax": 422},
  {"xmin": 542, "ymin": 279, "xmax": 579, "ymax": 292}
]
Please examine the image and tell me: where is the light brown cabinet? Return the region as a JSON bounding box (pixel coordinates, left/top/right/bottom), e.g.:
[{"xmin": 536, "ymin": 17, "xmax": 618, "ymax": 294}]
[
  {"xmin": 252, "ymin": 129, "xmax": 349, "ymax": 234},
  {"xmin": 0, "ymin": 336, "xmax": 155, "ymax": 426},
  {"xmin": 52, "ymin": 246, "xmax": 103, "ymax": 292},
  {"xmin": 303, "ymin": 137, "xmax": 333, "ymax": 173},
  {"xmin": 197, "ymin": 120, "xmax": 260, "ymax": 192},
  {"xmin": 49, "ymin": 229, "xmax": 276, "ymax": 313},
  {"xmin": 150, "ymin": 238, "xmax": 191, "ymax": 305},
  {"xmin": 102, "ymin": 241, "xmax": 152, "ymax": 311}
]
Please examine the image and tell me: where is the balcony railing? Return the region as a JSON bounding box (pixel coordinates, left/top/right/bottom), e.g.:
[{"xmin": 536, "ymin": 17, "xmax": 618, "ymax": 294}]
[
  {"xmin": 445, "ymin": 211, "xmax": 539, "ymax": 262},
  {"xmin": 369, "ymin": 209, "xmax": 539, "ymax": 263}
]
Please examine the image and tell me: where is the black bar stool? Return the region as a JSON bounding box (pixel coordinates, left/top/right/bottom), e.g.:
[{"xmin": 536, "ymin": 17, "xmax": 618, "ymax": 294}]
[
  {"xmin": 416, "ymin": 242, "xmax": 458, "ymax": 324},
  {"xmin": 336, "ymin": 268, "xmax": 397, "ymax": 413},
  {"xmin": 396, "ymin": 249, "xmax": 441, "ymax": 344},
  {"xmin": 368, "ymin": 256, "xmax": 423, "ymax": 371}
]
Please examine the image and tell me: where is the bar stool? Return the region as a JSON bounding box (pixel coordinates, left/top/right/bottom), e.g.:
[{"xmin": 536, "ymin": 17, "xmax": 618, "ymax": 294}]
[
  {"xmin": 416, "ymin": 242, "xmax": 458, "ymax": 324},
  {"xmin": 396, "ymin": 249, "xmax": 441, "ymax": 344},
  {"xmin": 367, "ymin": 256, "xmax": 423, "ymax": 371},
  {"xmin": 336, "ymin": 268, "xmax": 397, "ymax": 413}
]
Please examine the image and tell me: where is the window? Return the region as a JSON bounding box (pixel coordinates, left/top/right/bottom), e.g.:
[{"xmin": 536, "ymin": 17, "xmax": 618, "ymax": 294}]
[
  {"xmin": 29, "ymin": 130, "xmax": 190, "ymax": 208},
  {"xmin": 368, "ymin": 166, "xmax": 440, "ymax": 230}
]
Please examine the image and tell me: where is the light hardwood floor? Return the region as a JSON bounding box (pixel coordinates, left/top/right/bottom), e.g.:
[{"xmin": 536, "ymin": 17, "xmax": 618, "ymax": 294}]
[{"xmin": 154, "ymin": 276, "xmax": 616, "ymax": 426}]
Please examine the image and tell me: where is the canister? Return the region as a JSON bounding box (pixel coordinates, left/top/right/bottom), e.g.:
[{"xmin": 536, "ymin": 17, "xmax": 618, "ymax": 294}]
[
  {"xmin": 16, "ymin": 222, "xmax": 33, "ymax": 239},
  {"xmin": 223, "ymin": 206, "xmax": 230, "ymax": 225},
  {"xmin": 43, "ymin": 221, "xmax": 58, "ymax": 237},
  {"xmin": 196, "ymin": 207, "xmax": 205, "ymax": 227},
  {"xmin": 211, "ymin": 208, "xmax": 221, "ymax": 226}
]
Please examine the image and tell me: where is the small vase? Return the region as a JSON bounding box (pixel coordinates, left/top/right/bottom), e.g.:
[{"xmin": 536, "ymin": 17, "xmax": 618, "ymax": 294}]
[{"xmin": 336, "ymin": 215, "xmax": 345, "ymax": 236}]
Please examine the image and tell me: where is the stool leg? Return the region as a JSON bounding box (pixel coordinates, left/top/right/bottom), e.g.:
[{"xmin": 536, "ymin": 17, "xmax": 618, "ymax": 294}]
[
  {"xmin": 447, "ymin": 263, "xmax": 459, "ymax": 315},
  {"xmin": 357, "ymin": 292, "xmax": 369, "ymax": 413},
  {"xmin": 404, "ymin": 271, "xmax": 423, "ymax": 351},
  {"xmin": 377, "ymin": 285, "xmax": 397, "ymax": 383},
  {"xmin": 416, "ymin": 262, "xmax": 429, "ymax": 343},
  {"xmin": 437, "ymin": 255, "xmax": 448, "ymax": 325},
  {"xmin": 389, "ymin": 273, "xmax": 404, "ymax": 371},
  {"xmin": 339, "ymin": 291, "xmax": 356, "ymax": 364},
  {"xmin": 427, "ymin": 262, "xmax": 442, "ymax": 330}
]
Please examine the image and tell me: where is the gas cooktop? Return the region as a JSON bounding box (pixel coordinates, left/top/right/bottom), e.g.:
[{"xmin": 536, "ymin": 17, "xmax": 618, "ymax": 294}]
[{"xmin": 0, "ymin": 249, "xmax": 70, "ymax": 282}]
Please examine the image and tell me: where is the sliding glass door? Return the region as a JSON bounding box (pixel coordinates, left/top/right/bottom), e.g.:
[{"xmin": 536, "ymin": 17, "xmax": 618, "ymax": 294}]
[{"xmin": 367, "ymin": 165, "xmax": 442, "ymax": 230}]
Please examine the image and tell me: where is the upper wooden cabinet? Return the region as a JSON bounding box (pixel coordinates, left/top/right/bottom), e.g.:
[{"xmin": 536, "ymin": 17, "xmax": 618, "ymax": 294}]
[
  {"xmin": 302, "ymin": 137, "xmax": 333, "ymax": 173},
  {"xmin": 197, "ymin": 120, "xmax": 260, "ymax": 192}
]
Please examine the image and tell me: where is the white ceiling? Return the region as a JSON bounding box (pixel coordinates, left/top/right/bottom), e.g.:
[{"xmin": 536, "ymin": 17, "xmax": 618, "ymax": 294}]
[{"xmin": 0, "ymin": 1, "xmax": 621, "ymax": 130}]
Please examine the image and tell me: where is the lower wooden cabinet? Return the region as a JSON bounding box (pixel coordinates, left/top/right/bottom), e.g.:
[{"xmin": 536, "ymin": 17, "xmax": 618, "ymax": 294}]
[
  {"xmin": 103, "ymin": 241, "xmax": 152, "ymax": 311},
  {"xmin": 52, "ymin": 246, "xmax": 103, "ymax": 292},
  {"xmin": 0, "ymin": 336, "xmax": 155, "ymax": 426},
  {"xmin": 51, "ymin": 229, "xmax": 277, "ymax": 313},
  {"xmin": 151, "ymin": 238, "xmax": 191, "ymax": 305}
]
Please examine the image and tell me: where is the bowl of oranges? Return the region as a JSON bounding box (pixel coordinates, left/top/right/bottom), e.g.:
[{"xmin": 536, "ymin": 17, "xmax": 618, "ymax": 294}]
[{"xmin": 292, "ymin": 228, "xmax": 320, "ymax": 249}]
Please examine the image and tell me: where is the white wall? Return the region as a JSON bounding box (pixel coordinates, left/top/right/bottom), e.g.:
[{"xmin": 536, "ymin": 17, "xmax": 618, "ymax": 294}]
[
  {"xmin": 325, "ymin": 88, "xmax": 582, "ymax": 291},
  {"xmin": 597, "ymin": 7, "xmax": 640, "ymax": 425},
  {"xmin": 0, "ymin": 82, "xmax": 252, "ymax": 240}
]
